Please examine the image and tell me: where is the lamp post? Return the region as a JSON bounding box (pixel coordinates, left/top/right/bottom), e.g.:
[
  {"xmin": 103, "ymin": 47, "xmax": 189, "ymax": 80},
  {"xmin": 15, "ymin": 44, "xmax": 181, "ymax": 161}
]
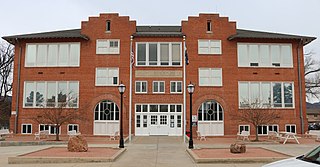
[
  {"xmin": 187, "ymin": 83, "xmax": 195, "ymax": 149},
  {"xmin": 118, "ymin": 83, "xmax": 126, "ymax": 148}
]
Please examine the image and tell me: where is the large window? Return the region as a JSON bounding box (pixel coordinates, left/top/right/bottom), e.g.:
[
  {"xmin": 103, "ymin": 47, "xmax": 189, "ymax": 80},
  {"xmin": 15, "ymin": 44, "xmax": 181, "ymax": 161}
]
[
  {"xmin": 198, "ymin": 100, "xmax": 223, "ymax": 121},
  {"xmin": 94, "ymin": 100, "xmax": 119, "ymax": 121},
  {"xmin": 238, "ymin": 82, "xmax": 294, "ymax": 108},
  {"xmin": 199, "ymin": 68, "xmax": 222, "ymax": 86},
  {"xmin": 95, "ymin": 68, "xmax": 119, "ymax": 86},
  {"xmin": 237, "ymin": 43, "xmax": 293, "ymax": 67},
  {"xmin": 25, "ymin": 43, "xmax": 80, "ymax": 67},
  {"xmin": 153, "ymin": 81, "xmax": 165, "ymax": 93},
  {"xmin": 135, "ymin": 81, "xmax": 147, "ymax": 93},
  {"xmin": 96, "ymin": 39, "xmax": 120, "ymax": 54},
  {"xmin": 136, "ymin": 42, "xmax": 182, "ymax": 66},
  {"xmin": 24, "ymin": 81, "xmax": 79, "ymax": 108},
  {"xmin": 198, "ymin": 40, "xmax": 221, "ymax": 54}
]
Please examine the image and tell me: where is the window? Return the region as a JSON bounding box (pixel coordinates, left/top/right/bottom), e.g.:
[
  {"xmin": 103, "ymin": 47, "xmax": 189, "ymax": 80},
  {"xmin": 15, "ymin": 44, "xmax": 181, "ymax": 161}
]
[
  {"xmin": 238, "ymin": 82, "xmax": 294, "ymax": 108},
  {"xmin": 68, "ymin": 124, "xmax": 79, "ymax": 133},
  {"xmin": 106, "ymin": 20, "xmax": 111, "ymax": 31},
  {"xmin": 95, "ymin": 68, "xmax": 119, "ymax": 86},
  {"xmin": 198, "ymin": 100, "xmax": 223, "ymax": 121},
  {"xmin": 237, "ymin": 43, "xmax": 293, "ymax": 67},
  {"xmin": 285, "ymin": 124, "xmax": 296, "ymax": 133},
  {"xmin": 96, "ymin": 39, "xmax": 120, "ymax": 54},
  {"xmin": 239, "ymin": 125, "xmax": 250, "ymax": 134},
  {"xmin": 94, "ymin": 100, "xmax": 119, "ymax": 121},
  {"xmin": 170, "ymin": 81, "xmax": 182, "ymax": 93},
  {"xmin": 268, "ymin": 124, "xmax": 279, "ymax": 132},
  {"xmin": 39, "ymin": 124, "xmax": 61, "ymax": 135},
  {"xmin": 153, "ymin": 81, "xmax": 165, "ymax": 93},
  {"xmin": 198, "ymin": 40, "xmax": 221, "ymax": 54},
  {"xmin": 25, "ymin": 43, "xmax": 80, "ymax": 67},
  {"xmin": 135, "ymin": 81, "xmax": 147, "ymax": 93},
  {"xmin": 23, "ymin": 81, "xmax": 79, "ymax": 108},
  {"xmin": 22, "ymin": 124, "xmax": 32, "ymax": 134},
  {"xmin": 207, "ymin": 20, "xmax": 212, "ymax": 32},
  {"xmin": 136, "ymin": 42, "xmax": 182, "ymax": 66},
  {"xmin": 199, "ymin": 68, "xmax": 222, "ymax": 86},
  {"xmin": 258, "ymin": 125, "xmax": 279, "ymax": 135},
  {"xmin": 136, "ymin": 115, "xmax": 141, "ymax": 128},
  {"xmin": 135, "ymin": 104, "xmax": 181, "ymax": 113}
]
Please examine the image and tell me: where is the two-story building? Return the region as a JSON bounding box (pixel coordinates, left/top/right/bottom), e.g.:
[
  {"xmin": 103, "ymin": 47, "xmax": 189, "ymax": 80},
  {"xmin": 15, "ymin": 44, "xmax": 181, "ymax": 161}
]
[{"xmin": 2, "ymin": 13, "xmax": 316, "ymax": 138}]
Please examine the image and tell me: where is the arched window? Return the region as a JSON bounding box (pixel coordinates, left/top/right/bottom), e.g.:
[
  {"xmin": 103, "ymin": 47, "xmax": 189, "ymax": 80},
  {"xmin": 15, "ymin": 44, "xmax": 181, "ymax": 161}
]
[
  {"xmin": 94, "ymin": 100, "xmax": 119, "ymax": 121},
  {"xmin": 198, "ymin": 100, "xmax": 223, "ymax": 121}
]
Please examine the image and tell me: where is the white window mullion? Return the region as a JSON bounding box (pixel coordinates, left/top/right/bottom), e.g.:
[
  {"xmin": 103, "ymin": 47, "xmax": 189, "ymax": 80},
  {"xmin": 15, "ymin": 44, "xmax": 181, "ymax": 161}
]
[
  {"xmin": 169, "ymin": 43, "xmax": 172, "ymax": 66},
  {"xmin": 281, "ymin": 83, "xmax": 285, "ymax": 108},
  {"xmin": 146, "ymin": 43, "xmax": 149, "ymax": 66}
]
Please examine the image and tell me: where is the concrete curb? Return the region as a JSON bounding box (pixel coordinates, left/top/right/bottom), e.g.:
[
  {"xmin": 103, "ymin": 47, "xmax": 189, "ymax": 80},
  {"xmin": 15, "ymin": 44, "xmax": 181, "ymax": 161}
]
[
  {"xmin": 8, "ymin": 147, "xmax": 126, "ymax": 164},
  {"xmin": 0, "ymin": 141, "xmax": 67, "ymax": 147},
  {"xmin": 186, "ymin": 148, "xmax": 290, "ymax": 164}
]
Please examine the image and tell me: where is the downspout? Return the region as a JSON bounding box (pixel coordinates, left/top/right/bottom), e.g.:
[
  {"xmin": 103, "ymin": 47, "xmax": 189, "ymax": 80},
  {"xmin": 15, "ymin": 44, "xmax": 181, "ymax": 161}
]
[
  {"xmin": 297, "ymin": 38, "xmax": 304, "ymax": 134},
  {"xmin": 14, "ymin": 38, "xmax": 22, "ymax": 134}
]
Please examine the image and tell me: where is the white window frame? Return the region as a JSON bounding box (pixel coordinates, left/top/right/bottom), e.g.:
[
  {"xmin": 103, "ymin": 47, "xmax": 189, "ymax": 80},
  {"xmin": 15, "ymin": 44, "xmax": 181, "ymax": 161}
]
[
  {"xmin": 198, "ymin": 68, "xmax": 223, "ymax": 86},
  {"xmin": 285, "ymin": 124, "xmax": 296, "ymax": 134},
  {"xmin": 95, "ymin": 68, "xmax": 119, "ymax": 86},
  {"xmin": 198, "ymin": 40, "xmax": 222, "ymax": 55},
  {"xmin": 135, "ymin": 81, "xmax": 148, "ymax": 94},
  {"xmin": 25, "ymin": 43, "xmax": 80, "ymax": 67},
  {"xmin": 170, "ymin": 81, "xmax": 182, "ymax": 94},
  {"xmin": 238, "ymin": 125, "xmax": 250, "ymax": 134},
  {"xmin": 21, "ymin": 124, "xmax": 32, "ymax": 134},
  {"xmin": 153, "ymin": 81, "xmax": 165, "ymax": 93},
  {"xmin": 23, "ymin": 81, "xmax": 79, "ymax": 108},
  {"xmin": 238, "ymin": 81, "xmax": 295, "ymax": 109},
  {"xmin": 68, "ymin": 124, "xmax": 79, "ymax": 133},
  {"xmin": 39, "ymin": 124, "xmax": 61, "ymax": 135},
  {"xmin": 96, "ymin": 39, "xmax": 120, "ymax": 55},
  {"xmin": 135, "ymin": 42, "xmax": 182, "ymax": 67},
  {"xmin": 237, "ymin": 43, "xmax": 293, "ymax": 68}
]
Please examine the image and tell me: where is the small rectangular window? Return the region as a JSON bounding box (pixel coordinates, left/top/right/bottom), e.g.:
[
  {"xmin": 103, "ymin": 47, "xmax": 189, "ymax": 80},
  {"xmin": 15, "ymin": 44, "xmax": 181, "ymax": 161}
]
[
  {"xmin": 96, "ymin": 68, "xmax": 119, "ymax": 86},
  {"xmin": 135, "ymin": 81, "xmax": 147, "ymax": 93},
  {"xmin": 207, "ymin": 20, "xmax": 212, "ymax": 32},
  {"xmin": 170, "ymin": 81, "xmax": 182, "ymax": 93},
  {"xmin": 22, "ymin": 124, "xmax": 32, "ymax": 134},
  {"xmin": 68, "ymin": 124, "xmax": 79, "ymax": 132},
  {"xmin": 106, "ymin": 20, "xmax": 111, "ymax": 31},
  {"xmin": 285, "ymin": 124, "xmax": 296, "ymax": 133},
  {"xmin": 153, "ymin": 81, "xmax": 165, "ymax": 93},
  {"xmin": 239, "ymin": 125, "xmax": 250, "ymax": 134},
  {"xmin": 199, "ymin": 68, "xmax": 222, "ymax": 86},
  {"xmin": 96, "ymin": 39, "xmax": 120, "ymax": 54}
]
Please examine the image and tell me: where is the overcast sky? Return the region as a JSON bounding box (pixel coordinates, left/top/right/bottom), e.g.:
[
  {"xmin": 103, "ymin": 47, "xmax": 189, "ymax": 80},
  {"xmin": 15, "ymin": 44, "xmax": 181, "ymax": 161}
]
[{"xmin": 1, "ymin": 0, "xmax": 319, "ymax": 101}]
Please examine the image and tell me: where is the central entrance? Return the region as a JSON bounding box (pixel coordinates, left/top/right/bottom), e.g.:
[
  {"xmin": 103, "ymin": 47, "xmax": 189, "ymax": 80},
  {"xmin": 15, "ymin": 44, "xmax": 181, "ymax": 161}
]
[{"xmin": 135, "ymin": 104, "xmax": 182, "ymax": 136}]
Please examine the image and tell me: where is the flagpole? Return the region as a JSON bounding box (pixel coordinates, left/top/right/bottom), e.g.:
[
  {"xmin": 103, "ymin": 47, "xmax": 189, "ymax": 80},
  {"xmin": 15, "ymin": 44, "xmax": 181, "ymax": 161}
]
[
  {"xmin": 129, "ymin": 35, "xmax": 133, "ymax": 142},
  {"xmin": 183, "ymin": 36, "xmax": 186, "ymax": 143}
]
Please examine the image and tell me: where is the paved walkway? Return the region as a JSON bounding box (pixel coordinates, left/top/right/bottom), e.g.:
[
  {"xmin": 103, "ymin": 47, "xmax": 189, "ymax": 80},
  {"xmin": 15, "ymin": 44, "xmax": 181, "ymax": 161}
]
[{"xmin": 0, "ymin": 136, "xmax": 317, "ymax": 167}]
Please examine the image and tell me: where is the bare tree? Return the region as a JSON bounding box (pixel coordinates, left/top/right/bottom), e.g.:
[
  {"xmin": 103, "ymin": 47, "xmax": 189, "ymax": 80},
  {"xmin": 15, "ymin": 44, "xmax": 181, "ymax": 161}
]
[
  {"xmin": 33, "ymin": 93, "xmax": 86, "ymax": 141},
  {"xmin": 0, "ymin": 42, "xmax": 14, "ymax": 128},
  {"xmin": 305, "ymin": 52, "xmax": 320, "ymax": 100},
  {"xmin": 234, "ymin": 99, "xmax": 281, "ymax": 141}
]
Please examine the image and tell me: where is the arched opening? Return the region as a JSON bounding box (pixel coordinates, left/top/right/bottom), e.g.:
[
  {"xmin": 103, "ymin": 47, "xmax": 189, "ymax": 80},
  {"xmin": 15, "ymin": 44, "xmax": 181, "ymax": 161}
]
[
  {"xmin": 93, "ymin": 100, "xmax": 119, "ymax": 135},
  {"xmin": 197, "ymin": 100, "xmax": 224, "ymax": 136}
]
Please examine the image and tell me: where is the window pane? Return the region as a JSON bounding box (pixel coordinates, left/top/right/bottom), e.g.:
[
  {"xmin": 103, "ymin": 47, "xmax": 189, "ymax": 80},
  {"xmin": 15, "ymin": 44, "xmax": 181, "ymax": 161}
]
[
  {"xmin": 261, "ymin": 83, "xmax": 271, "ymax": 107},
  {"xmin": 25, "ymin": 82, "xmax": 35, "ymax": 107},
  {"xmin": 271, "ymin": 45, "xmax": 280, "ymax": 64},
  {"xmin": 239, "ymin": 83, "xmax": 249, "ymax": 107},
  {"xmin": 37, "ymin": 45, "xmax": 47, "ymax": 66},
  {"xmin": 136, "ymin": 82, "xmax": 141, "ymax": 92},
  {"xmin": 172, "ymin": 44, "xmax": 181, "ymax": 65},
  {"xmin": 149, "ymin": 44, "xmax": 157, "ymax": 65},
  {"xmin": 260, "ymin": 45, "xmax": 270, "ymax": 66},
  {"xmin": 177, "ymin": 82, "xmax": 182, "ymax": 92},
  {"xmin": 137, "ymin": 44, "xmax": 146, "ymax": 65},
  {"xmin": 47, "ymin": 82, "xmax": 56, "ymax": 107},
  {"xmin": 171, "ymin": 82, "xmax": 176, "ymax": 92},
  {"xmin": 59, "ymin": 44, "xmax": 69, "ymax": 66},
  {"xmin": 198, "ymin": 40, "xmax": 209, "ymax": 54},
  {"xmin": 238, "ymin": 44, "xmax": 248, "ymax": 66},
  {"xmin": 36, "ymin": 82, "xmax": 45, "ymax": 107},
  {"xmin": 69, "ymin": 82, "xmax": 79, "ymax": 107},
  {"xmin": 160, "ymin": 105, "xmax": 168, "ymax": 112},
  {"xmin": 26, "ymin": 45, "xmax": 37, "ymax": 66},
  {"xmin": 249, "ymin": 45, "xmax": 259, "ymax": 64},
  {"xmin": 281, "ymin": 45, "xmax": 293, "ymax": 67},
  {"xmin": 177, "ymin": 105, "xmax": 182, "ymax": 112},
  {"xmin": 250, "ymin": 83, "xmax": 260, "ymax": 104},
  {"xmin": 153, "ymin": 82, "xmax": 158, "ymax": 92},
  {"xmin": 70, "ymin": 44, "xmax": 80, "ymax": 66},
  {"xmin": 150, "ymin": 105, "xmax": 158, "ymax": 112},
  {"xmin": 160, "ymin": 44, "xmax": 169, "ymax": 65},
  {"xmin": 48, "ymin": 45, "xmax": 58, "ymax": 66},
  {"xmin": 141, "ymin": 82, "xmax": 147, "ymax": 92},
  {"xmin": 273, "ymin": 83, "xmax": 282, "ymax": 107},
  {"xmin": 160, "ymin": 82, "xmax": 165, "ymax": 92},
  {"xmin": 284, "ymin": 83, "xmax": 293, "ymax": 107},
  {"xmin": 58, "ymin": 82, "xmax": 67, "ymax": 104}
]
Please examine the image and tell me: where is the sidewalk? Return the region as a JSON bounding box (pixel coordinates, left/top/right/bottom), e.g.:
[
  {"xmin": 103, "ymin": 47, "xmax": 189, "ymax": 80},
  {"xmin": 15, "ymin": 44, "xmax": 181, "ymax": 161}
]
[{"xmin": 0, "ymin": 136, "xmax": 318, "ymax": 167}]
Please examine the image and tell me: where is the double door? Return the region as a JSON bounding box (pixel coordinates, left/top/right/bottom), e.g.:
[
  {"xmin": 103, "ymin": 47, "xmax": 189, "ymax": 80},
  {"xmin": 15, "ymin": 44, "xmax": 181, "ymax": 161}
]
[{"xmin": 149, "ymin": 114, "xmax": 169, "ymax": 135}]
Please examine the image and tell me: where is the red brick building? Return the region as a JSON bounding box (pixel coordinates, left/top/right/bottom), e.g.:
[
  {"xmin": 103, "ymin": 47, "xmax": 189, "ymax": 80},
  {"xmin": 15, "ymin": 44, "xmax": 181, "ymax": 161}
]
[{"xmin": 2, "ymin": 13, "xmax": 316, "ymax": 138}]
